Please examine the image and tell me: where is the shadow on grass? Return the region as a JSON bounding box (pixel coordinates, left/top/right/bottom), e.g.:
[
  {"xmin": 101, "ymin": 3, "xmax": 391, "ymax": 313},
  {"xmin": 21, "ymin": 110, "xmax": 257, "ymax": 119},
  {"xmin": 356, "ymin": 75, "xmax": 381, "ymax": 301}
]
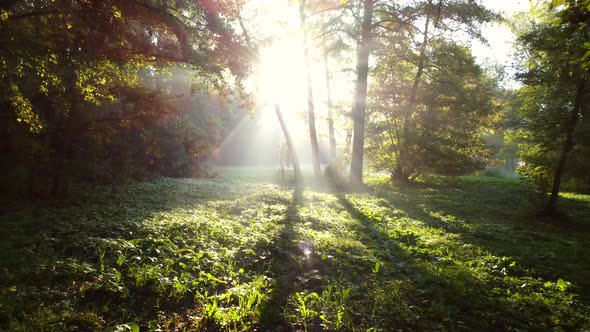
[
  {"xmin": 333, "ymin": 192, "xmax": 588, "ymax": 330},
  {"xmin": 0, "ymin": 178, "xmax": 265, "ymax": 330},
  {"xmin": 2, "ymin": 175, "xmax": 589, "ymax": 330},
  {"xmin": 259, "ymin": 186, "xmax": 307, "ymax": 330},
  {"xmin": 334, "ymin": 194, "xmax": 517, "ymax": 330},
  {"xmin": 368, "ymin": 178, "xmax": 590, "ymax": 303}
]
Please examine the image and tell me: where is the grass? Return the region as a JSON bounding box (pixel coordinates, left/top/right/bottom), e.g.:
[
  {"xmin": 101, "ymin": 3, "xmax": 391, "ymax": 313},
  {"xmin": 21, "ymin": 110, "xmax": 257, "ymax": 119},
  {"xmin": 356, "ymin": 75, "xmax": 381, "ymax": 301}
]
[{"xmin": 0, "ymin": 170, "xmax": 589, "ymax": 331}]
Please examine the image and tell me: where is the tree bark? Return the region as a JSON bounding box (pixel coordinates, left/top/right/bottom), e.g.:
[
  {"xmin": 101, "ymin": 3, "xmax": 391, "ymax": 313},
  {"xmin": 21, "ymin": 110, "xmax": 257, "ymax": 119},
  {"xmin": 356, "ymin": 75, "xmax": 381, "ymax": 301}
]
[
  {"xmin": 544, "ymin": 78, "xmax": 585, "ymax": 216},
  {"xmin": 300, "ymin": 0, "xmax": 322, "ymax": 178},
  {"xmin": 393, "ymin": 15, "xmax": 430, "ymax": 184},
  {"xmin": 275, "ymin": 104, "xmax": 303, "ymax": 187},
  {"xmin": 324, "ymin": 49, "xmax": 337, "ymax": 162},
  {"xmin": 51, "ymin": 79, "xmax": 78, "ymax": 196},
  {"xmin": 349, "ymin": 0, "xmax": 374, "ymax": 186},
  {"xmin": 0, "ymin": 0, "xmax": 18, "ymax": 11}
]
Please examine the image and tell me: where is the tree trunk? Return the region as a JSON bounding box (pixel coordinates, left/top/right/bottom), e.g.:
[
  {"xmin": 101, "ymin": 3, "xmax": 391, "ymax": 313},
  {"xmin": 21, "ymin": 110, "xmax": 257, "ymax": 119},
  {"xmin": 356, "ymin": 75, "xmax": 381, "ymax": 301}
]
[
  {"xmin": 391, "ymin": 164, "xmax": 409, "ymax": 184},
  {"xmin": 300, "ymin": 0, "xmax": 322, "ymax": 178},
  {"xmin": 51, "ymin": 72, "xmax": 82, "ymax": 196},
  {"xmin": 51, "ymin": 120, "xmax": 74, "ymax": 196},
  {"xmin": 275, "ymin": 104, "xmax": 303, "ymax": 187},
  {"xmin": 349, "ymin": 0, "xmax": 374, "ymax": 186},
  {"xmin": 324, "ymin": 49, "xmax": 337, "ymax": 161},
  {"xmin": 50, "ymin": 108, "xmax": 70, "ymax": 197},
  {"xmin": 395, "ymin": 15, "xmax": 430, "ymax": 183},
  {"xmin": 544, "ymin": 79, "xmax": 585, "ymax": 216}
]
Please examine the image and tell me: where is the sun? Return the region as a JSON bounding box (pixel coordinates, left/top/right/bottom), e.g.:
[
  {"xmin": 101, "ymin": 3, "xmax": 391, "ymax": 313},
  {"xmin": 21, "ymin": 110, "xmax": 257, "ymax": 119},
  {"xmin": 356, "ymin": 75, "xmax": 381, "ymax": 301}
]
[{"xmin": 256, "ymin": 39, "xmax": 306, "ymax": 109}]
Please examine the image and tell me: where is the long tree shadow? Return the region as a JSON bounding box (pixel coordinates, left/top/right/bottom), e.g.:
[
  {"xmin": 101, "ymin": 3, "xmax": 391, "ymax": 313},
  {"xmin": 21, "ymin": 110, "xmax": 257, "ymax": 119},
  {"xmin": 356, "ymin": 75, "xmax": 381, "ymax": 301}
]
[
  {"xmin": 369, "ymin": 179, "xmax": 590, "ymax": 303},
  {"xmin": 259, "ymin": 186, "xmax": 310, "ymax": 330},
  {"xmin": 3, "ymin": 176, "xmax": 588, "ymax": 330},
  {"xmin": 333, "ymin": 192, "xmax": 588, "ymax": 330},
  {"xmin": 0, "ymin": 178, "xmax": 285, "ymax": 330},
  {"xmin": 0, "ymin": 178, "xmax": 242, "ymax": 271}
]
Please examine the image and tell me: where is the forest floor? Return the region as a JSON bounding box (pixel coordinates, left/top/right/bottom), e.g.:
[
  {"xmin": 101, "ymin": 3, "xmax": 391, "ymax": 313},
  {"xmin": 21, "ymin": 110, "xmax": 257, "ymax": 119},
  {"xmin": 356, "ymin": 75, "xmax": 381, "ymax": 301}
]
[{"xmin": 1, "ymin": 169, "xmax": 589, "ymax": 331}]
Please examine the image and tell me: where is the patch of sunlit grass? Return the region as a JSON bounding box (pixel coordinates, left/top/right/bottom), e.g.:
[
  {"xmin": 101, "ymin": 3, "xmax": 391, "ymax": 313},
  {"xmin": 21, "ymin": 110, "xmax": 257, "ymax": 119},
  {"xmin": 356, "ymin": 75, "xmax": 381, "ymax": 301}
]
[{"xmin": 1, "ymin": 175, "xmax": 589, "ymax": 330}]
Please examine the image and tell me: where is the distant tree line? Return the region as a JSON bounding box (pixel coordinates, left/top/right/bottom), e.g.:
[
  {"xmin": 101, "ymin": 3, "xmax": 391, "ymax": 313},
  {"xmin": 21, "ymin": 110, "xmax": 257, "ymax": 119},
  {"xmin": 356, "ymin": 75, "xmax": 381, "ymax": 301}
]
[
  {"xmin": 296, "ymin": 0, "xmax": 589, "ymax": 215},
  {"xmin": 1, "ymin": 0, "xmax": 588, "ymax": 216}
]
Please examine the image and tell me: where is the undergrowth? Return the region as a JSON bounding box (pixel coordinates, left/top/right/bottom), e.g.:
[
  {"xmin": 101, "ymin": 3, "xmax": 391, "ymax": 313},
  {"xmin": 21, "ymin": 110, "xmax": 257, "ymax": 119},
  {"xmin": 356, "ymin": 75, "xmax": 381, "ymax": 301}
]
[{"xmin": 0, "ymin": 174, "xmax": 589, "ymax": 331}]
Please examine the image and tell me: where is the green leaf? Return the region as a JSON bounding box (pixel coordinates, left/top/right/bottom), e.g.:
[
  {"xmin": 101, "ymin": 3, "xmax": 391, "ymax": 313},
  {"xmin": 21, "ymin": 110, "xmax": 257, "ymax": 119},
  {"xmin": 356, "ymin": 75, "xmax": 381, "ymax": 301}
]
[
  {"xmin": 104, "ymin": 322, "xmax": 139, "ymax": 332},
  {"xmin": 551, "ymin": 0, "xmax": 566, "ymax": 7},
  {"xmin": 116, "ymin": 254, "xmax": 124, "ymax": 266},
  {"xmin": 556, "ymin": 278, "xmax": 569, "ymax": 291},
  {"xmin": 372, "ymin": 261, "xmax": 381, "ymax": 274}
]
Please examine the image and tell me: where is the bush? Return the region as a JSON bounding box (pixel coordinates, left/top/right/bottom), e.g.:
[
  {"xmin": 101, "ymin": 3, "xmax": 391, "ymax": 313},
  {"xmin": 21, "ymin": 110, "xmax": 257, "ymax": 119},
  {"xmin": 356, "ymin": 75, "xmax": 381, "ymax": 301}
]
[
  {"xmin": 516, "ymin": 165, "xmax": 552, "ymax": 192},
  {"xmin": 324, "ymin": 163, "xmax": 346, "ymax": 187},
  {"xmin": 482, "ymin": 166, "xmax": 519, "ymax": 178}
]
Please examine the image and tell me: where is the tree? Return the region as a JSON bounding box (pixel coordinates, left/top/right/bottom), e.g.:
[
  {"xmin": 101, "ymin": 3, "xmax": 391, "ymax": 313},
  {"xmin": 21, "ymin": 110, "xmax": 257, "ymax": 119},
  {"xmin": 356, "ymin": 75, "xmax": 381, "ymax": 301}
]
[
  {"xmin": 512, "ymin": 0, "xmax": 589, "ymax": 215},
  {"xmin": 0, "ymin": 0, "xmax": 251, "ymax": 197},
  {"xmin": 368, "ymin": 39, "xmax": 499, "ymax": 180},
  {"xmin": 363, "ymin": 0, "xmax": 498, "ymax": 183},
  {"xmin": 349, "ymin": 0, "xmax": 374, "ymax": 186},
  {"xmin": 339, "ymin": 0, "xmax": 496, "ymax": 185},
  {"xmin": 300, "ymin": 0, "xmax": 322, "ymax": 178},
  {"xmin": 324, "ymin": 47, "xmax": 338, "ymax": 161},
  {"xmin": 302, "ymin": 1, "xmax": 355, "ymax": 169},
  {"xmin": 275, "ymin": 104, "xmax": 304, "ymax": 186}
]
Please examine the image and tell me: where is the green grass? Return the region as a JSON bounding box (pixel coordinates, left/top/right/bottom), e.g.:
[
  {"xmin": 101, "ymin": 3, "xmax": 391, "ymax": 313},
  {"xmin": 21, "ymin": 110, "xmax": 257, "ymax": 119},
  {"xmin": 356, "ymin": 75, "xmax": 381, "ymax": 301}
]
[{"xmin": 1, "ymin": 172, "xmax": 589, "ymax": 331}]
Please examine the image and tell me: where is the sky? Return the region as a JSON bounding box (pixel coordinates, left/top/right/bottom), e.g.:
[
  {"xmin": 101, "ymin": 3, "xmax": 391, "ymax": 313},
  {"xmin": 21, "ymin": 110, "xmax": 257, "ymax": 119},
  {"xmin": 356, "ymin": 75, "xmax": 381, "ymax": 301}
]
[
  {"xmin": 471, "ymin": 1, "xmax": 531, "ymax": 71},
  {"xmin": 220, "ymin": 0, "xmax": 535, "ymax": 166},
  {"xmin": 250, "ymin": 0, "xmax": 535, "ymax": 121},
  {"xmin": 248, "ymin": 0, "xmax": 534, "ymax": 99}
]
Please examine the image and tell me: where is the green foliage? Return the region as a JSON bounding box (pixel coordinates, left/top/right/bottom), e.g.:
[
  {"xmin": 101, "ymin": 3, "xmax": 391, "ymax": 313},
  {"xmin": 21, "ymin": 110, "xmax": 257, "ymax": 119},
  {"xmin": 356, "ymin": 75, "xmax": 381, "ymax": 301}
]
[
  {"xmin": 7, "ymin": 84, "xmax": 43, "ymax": 133},
  {"xmin": 366, "ymin": 1, "xmax": 501, "ymax": 182},
  {"xmin": 368, "ymin": 40, "xmax": 499, "ymax": 179},
  {"xmin": 104, "ymin": 322, "xmax": 140, "ymax": 332},
  {"xmin": 508, "ymin": 0, "xmax": 590, "ymax": 195},
  {"xmin": 1, "ymin": 174, "xmax": 589, "ymax": 330},
  {"xmin": 0, "ymin": 0, "xmax": 252, "ymax": 198},
  {"xmin": 517, "ymin": 164, "xmax": 553, "ymax": 192}
]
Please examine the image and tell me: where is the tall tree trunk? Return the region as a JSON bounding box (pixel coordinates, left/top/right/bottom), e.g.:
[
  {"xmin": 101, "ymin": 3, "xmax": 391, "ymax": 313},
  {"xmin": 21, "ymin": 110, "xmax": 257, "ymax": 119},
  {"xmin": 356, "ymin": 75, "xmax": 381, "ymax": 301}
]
[
  {"xmin": 393, "ymin": 15, "xmax": 430, "ymax": 183},
  {"xmin": 544, "ymin": 78, "xmax": 585, "ymax": 216},
  {"xmin": 51, "ymin": 70, "xmax": 82, "ymax": 196},
  {"xmin": 275, "ymin": 104, "xmax": 303, "ymax": 187},
  {"xmin": 28, "ymin": 150, "xmax": 37, "ymax": 199},
  {"xmin": 324, "ymin": 49, "xmax": 337, "ymax": 162},
  {"xmin": 300, "ymin": 0, "xmax": 322, "ymax": 178},
  {"xmin": 51, "ymin": 116, "xmax": 74, "ymax": 196},
  {"xmin": 349, "ymin": 0, "xmax": 374, "ymax": 186}
]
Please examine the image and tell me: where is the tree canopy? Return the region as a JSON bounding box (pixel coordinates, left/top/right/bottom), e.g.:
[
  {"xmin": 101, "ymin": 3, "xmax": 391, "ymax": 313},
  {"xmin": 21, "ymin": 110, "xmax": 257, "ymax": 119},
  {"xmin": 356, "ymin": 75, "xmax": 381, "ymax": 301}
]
[
  {"xmin": 0, "ymin": 0, "xmax": 251, "ymax": 197},
  {"xmin": 1, "ymin": 0, "xmax": 587, "ymax": 213},
  {"xmin": 509, "ymin": 0, "xmax": 589, "ymax": 213}
]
